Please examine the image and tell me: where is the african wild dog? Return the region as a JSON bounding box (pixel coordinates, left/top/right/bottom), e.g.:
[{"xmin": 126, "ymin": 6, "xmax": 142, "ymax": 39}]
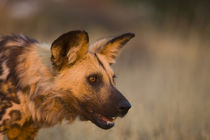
[{"xmin": 0, "ymin": 30, "xmax": 134, "ymax": 140}]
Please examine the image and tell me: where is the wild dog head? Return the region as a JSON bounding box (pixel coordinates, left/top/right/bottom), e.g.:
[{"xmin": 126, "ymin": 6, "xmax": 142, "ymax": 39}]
[{"xmin": 51, "ymin": 31, "xmax": 134, "ymax": 129}]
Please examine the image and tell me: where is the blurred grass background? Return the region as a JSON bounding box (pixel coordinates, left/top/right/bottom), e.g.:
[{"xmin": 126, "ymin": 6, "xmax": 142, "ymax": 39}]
[{"xmin": 1, "ymin": 0, "xmax": 210, "ymax": 139}]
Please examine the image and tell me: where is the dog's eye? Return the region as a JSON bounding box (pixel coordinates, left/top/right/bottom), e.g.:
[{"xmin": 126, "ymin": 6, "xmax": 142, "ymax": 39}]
[{"xmin": 88, "ymin": 75, "xmax": 97, "ymax": 83}]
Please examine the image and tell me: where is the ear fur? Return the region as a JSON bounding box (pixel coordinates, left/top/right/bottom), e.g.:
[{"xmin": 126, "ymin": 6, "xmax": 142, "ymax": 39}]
[
  {"xmin": 51, "ymin": 30, "xmax": 89, "ymax": 70},
  {"xmin": 90, "ymin": 33, "xmax": 135, "ymax": 64}
]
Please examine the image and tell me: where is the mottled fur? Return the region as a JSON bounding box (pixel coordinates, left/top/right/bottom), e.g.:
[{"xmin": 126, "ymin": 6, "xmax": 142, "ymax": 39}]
[{"xmin": 0, "ymin": 31, "xmax": 134, "ymax": 140}]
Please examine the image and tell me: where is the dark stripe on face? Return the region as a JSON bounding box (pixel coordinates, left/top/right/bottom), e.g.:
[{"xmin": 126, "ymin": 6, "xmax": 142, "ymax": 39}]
[
  {"xmin": 94, "ymin": 53, "xmax": 106, "ymax": 70},
  {"xmin": 94, "ymin": 53, "xmax": 113, "ymax": 84}
]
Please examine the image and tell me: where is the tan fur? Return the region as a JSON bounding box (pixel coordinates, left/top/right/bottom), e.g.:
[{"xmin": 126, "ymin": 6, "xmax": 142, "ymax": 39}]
[
  {"xmin": 36, "ymin": 43, "xmax": 54, "ymax": 71},
  {"xmin": 89, "ymin": 37, "xmax": 112, "ymax": 53},
  {"xmin": 4, "ymin": 35, "xmax": 28, "ymax": 48},
  {"xmin": 0, "ymin": 31, "xmax": 134, "ymax": 140},
  {"xmin": 0, "ymin": 61, "xmax": 10, "ymax": 80},
  {"xmin": 16, "ymin": 45, "xmax": 53, "ymax": 89},
  {"xmin": 53, "ymin": 53, "xmax": 114, "ymax": 97},
  {"xmin": 6, "ymin": 122, "xmax": 39, "ymax": 140},
  {"xmin": 90, "ymin": 33, "xmax": 134, "ymax": 64},
  {"xmin": 0, "ymin": 133, "xmax": 4, "ymax": 140}
]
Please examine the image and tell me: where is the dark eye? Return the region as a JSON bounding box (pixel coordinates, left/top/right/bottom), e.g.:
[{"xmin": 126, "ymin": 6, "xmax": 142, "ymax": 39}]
[{"xmin": 88, "ymin": 75, "xmax": 98, "ymax": 83}]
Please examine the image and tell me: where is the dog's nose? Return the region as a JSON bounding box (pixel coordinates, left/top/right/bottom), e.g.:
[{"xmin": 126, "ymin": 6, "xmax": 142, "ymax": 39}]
[{"xmin": 117, "ymin": 100, "xmax": 131, "ymax": 116}]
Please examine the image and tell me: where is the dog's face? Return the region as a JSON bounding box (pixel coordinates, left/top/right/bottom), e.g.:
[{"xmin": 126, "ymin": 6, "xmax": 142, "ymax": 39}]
[{"xmin": 52, "ymin": 31, "xmax": 134, "ymax": 129}]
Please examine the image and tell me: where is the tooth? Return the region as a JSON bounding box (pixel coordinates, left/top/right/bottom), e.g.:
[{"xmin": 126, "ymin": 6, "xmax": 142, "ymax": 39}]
[
  {"xmin": 112, "ymin": 117, "xmax": 117, "ymax": 120},
  {"xmin": 107, "ymin": 121, "xmax": 114, "ymax": 125}
]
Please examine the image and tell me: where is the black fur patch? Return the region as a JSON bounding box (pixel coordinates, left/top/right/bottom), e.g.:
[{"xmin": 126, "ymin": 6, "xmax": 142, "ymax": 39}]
[
  {"xmin": 0, "ymin": 93, "xmax": 12, "ymax": 120},
  {"xmin": 9, "ymin": 110, "xmax": 21, "ymax": 121},
  {"xmin": 0, "ymin": 35, "xmax": 38, "ymax": 89},
  {"xmin": 7, "ymin": 48, "xmax": 24, "ymax": 89},
  {"xmin": 51, "ymin": 30, "xmax": 89, "ymax": 70},
  {"xmin": 0, "ymin": 64, "xmax": 3, "ymax": 76},
  {"xmin": 0, "ymin": 35, "xmax": 37, "ymax": 46},
  {"xmin": 0, "ymin": 35, "xmax": 38, "ymax": 127},
  {"xmin": 107, "ymin": 33, "xmax": 135, "ymax": 46},
  {"xmin": 0, "ymin": 81, "xmax": 20, "ymax": 104}
]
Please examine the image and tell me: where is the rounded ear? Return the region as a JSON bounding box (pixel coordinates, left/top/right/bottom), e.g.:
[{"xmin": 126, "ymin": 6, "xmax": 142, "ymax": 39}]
[
  {"xmin": 89, "ymin": 33, "xmax": 135, "ymax": 64},
  {"xmin": 51, "ymin": 30, "xmax": 89, "ymax": 70}
]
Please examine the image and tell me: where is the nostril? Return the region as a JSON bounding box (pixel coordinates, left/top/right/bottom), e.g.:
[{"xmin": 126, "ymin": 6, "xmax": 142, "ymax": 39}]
[
  {"xmin": 119, "ymin": 106, "xmax": 129, "ymax": 111},
  {"xmin": 119, "ymin": 105, "xmax": 131, "ymax": 111},
  {"xmin": 117, "ymin": 101, "xmax": 131, "ymax": 116}
]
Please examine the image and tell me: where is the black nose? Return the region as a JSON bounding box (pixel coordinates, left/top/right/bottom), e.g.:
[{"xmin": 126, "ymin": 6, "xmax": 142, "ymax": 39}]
[{"xmin": 117, "ymin": 100, "xmax": 131, "ymax": 117}]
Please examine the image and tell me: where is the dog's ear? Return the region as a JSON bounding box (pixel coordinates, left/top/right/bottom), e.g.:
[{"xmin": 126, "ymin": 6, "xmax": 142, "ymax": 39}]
[
  {"xmin": 90, "ymin": 33, "xmax": 135, "ymax": 64},
  {"xmin": 51, "ymin": 30, "xmax": 89, "ymax": 70}
]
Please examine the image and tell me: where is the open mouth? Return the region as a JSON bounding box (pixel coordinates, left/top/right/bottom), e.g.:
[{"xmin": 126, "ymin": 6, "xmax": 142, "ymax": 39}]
[
  {"xmin": 78, "ymin": 99, "xmax": 131, "ymax": 130},
  {"xmin": 81, "ymin": 108, "xmax": 118, "ymax": 129},
  {"xmin": 91, "ymin": 113, "xmax": 117, "ymax": 129}
]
